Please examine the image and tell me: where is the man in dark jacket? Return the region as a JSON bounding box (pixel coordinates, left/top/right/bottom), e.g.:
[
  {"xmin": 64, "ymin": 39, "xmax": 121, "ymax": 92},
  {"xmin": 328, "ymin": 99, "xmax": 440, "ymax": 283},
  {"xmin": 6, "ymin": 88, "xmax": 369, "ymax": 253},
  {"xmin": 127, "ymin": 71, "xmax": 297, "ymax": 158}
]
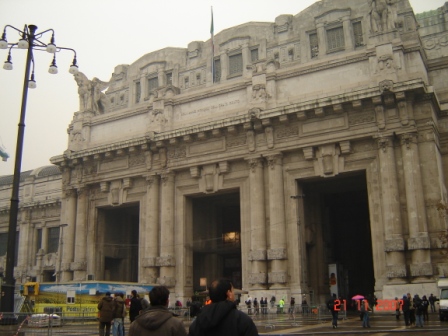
[
  {"xmin": 188, "ymin": 278, "xmax": 258, "ymax": 336},
  {"xmin": 98, "ymin": 292, "xmax": 116, "ymax": 336},
  {"xmin": 128, "ymin": 286, "xmax": 187, "ymax": 336}
]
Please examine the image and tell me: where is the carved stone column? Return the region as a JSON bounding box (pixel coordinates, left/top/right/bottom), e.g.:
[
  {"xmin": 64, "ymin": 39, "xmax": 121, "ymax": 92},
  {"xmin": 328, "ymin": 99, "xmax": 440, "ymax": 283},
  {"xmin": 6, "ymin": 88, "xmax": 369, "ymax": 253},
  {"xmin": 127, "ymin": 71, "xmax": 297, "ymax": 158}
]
[
  {"xmin": 142, "ymin": 175, "xmax": 160, "ymax": 283},
  {"xmin": 247, "ymin": 157, "xmax": 267, "ymax": 288},
  {"xmin": 342, "ymin": 16, "xmax": 354, "ymax": 51},
  {"xmin": 62, "ymin": 189, "xmax": 76, "ymax": 282},
  {"xmin": 266, "ymin": 153, "xmax": 287, "ymax": 288},
  {"xmin": 157, "ymin": 172, "xmax": 176, "ymax": 287},
  {"xmin": 73, "ymin": 187, "xmax": 87, "ymax": 280},
  {"xmin": 400, "ymin": 133, "xmax": 432, "ymax": 278},
  {"xmin": 18, "ymin": 210, "xmax": 31, "ymax": 280},
  {"xmin": 377, "ymin": 137, "xmax": 406, "ymax": 280},
  {"xmin": 316, "ymin": 23, "xmax": 327, "ymax": 57}
]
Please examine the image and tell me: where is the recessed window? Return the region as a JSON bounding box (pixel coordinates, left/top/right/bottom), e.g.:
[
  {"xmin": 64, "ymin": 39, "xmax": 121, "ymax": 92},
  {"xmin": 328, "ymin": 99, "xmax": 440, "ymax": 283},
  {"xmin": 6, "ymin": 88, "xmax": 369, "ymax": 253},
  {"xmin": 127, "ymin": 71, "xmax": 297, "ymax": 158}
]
[
  {"xmin": 288, "ymin": 49, "xmax": 294, "ymax": 61},
  {"xmin": 310, "ymin": 33, "xmax": 318, "ymax": 58},
  {"xmin": 353, "ymin": 21, "xmax": 364, "ymax": 47},
  {"xmin": 47, "ymin": 227, "xmax": 60, "ymax": 254},
  {"xmin": 229, "ymin": 53, "xmax": 243, "ymax": 76},
  {"xmin": 135, "ymin": 81, "xmax": 141, "ymax": 103},
  {"xmin": 166, "ymin": 72, "xmax": 172, "ymax": 85},
  {"xmin": 196, "ymin": 73, "xmax": 201, "ymax": 84},
  {"xmin": 185, "ymin": 77, "xmax": 189, "ymax": 88},
  {"xmin": 251, "ymin": 48, "xmax": 259, "ymax": 62},
  {"xmin": 148, "ymin": 77, "xmax": 158, "ymax": 92},
  {"xmin": 327, "ymin": 26, "xmax": 345, "ymax": 52},
  {"xmin": 214, "ymin": 58, "xmax": 221, "ymax": 82}
]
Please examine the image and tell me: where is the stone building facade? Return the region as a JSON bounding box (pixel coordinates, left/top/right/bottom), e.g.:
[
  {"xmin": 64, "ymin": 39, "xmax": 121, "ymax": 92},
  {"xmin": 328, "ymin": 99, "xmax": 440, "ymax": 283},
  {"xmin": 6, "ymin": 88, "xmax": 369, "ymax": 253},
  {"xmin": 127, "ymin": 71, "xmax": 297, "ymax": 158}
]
[{"xmin": 2, "ymin": 0, "xmax": 448, "ymax": 304}]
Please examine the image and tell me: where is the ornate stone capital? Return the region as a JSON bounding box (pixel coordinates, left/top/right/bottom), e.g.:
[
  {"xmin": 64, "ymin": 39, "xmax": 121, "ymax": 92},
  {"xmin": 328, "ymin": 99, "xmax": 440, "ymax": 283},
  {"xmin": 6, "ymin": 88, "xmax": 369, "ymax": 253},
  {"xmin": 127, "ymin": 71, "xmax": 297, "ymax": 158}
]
[
  {"xmin": 266, "ymin": 153, "xmax": 283, "ymax": 169},
  {"xmin": 249, "ymin": 250, "xmax": 267, "ymax": 261},
  {"xmin": 142, "ymin": 257, "xmax": 157, "ymax": 267},
  {"xmin": 384, "ymin": 238, "xmax": 405, "ymax": 252},
  {"xmin": 400, "ymin": 133, "xmax": 417, "ymax": 149},
  {"xmin": 160, "ymin": 171, "xmax": 174, "ymax": 186},
  {"xmin": 386, "ymin": 264, "xmax": 407, "ymax": 278},
  {"xmin": 155, "ymin": 256, "xmax": 176, "ymax": 267},
  {"xmin": 248, "ymin": 272, "xmax": 267, "ymax": 284},
  {"xmin": 408, "ymin": 236, "xmax": 431, "ymax": 250},
  {"xmin": 410, "ymin": 263, "xmax": 433, "ymax": 277},
  {"xmin": 248, "ymin": 157, "xmax": 263, "ymax": 173},
  {"xmin": 268, "ymin": 271, "xmax": 287, "ymax": 284},
  {"xmin": 267, "ymin": 248, "xmax": 287, "ymax": 260},
  {"xmin": 70, "ymin": 261, "xmax": 87, "ymax": 271},
  {"xmin": 377, "ymin": 137, "xmax": 393, "ymax": 152}
]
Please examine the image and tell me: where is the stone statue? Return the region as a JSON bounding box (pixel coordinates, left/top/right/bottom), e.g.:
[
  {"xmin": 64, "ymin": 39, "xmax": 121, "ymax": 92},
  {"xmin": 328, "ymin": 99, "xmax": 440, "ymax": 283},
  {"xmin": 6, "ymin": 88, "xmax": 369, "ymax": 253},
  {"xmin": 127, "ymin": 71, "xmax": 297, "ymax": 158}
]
[
  {"xmin": 74, "ymin": 72, "xmax": 109, "ymax": 114},
  {"xmin": 369, "ymin": 0, "xmax": 397, "ymax": 33}
]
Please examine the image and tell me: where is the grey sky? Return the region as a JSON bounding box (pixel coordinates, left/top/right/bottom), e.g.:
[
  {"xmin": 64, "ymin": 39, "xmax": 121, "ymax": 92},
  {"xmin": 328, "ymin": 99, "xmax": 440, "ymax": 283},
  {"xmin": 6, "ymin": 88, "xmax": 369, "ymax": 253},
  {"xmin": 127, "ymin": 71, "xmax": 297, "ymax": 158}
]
[{"xmin": 0, "ymin": 0, "xmax": 445, "ymax": 175}]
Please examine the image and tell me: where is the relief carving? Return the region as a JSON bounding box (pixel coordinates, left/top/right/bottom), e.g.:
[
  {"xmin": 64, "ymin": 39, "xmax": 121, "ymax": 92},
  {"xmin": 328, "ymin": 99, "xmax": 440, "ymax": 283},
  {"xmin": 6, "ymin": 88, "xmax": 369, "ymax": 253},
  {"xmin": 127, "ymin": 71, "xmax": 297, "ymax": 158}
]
[
  {"xmin": 408, "ymin": 236, "xmax": 431, "ymax": 250},
  {"xmin": 410, "ymin": 263, "xmax": 433, "ymax": 277},
  {"xmin": 267, "ymin": 248, "xmax": 287, "ymax": 260},
  {"xmin": 249, "ymin": 249, "xmax": 267, "ymax": 261},
  {"xmin": 70, "ymin": 261, "xmax": 87, "ymax": 271},
  {"xmin": 157, "ymin": 276, "xmax": 176, "ymax": 287},
  {"xmin": 384, "ymin": 237, "xmax": 405, "ymax": 251},
  {"xmin": 268, "ymin": 271, "xmax": 287, "ymax": 284},
  {"xmin": 387, "ymin": 264, "xmax": 407, "ymax": 278},
  {"xmin": 248, "ymin": 272, "xmax": 267, "ymax": 284},
  {"xmin": 155, "ymin": 256, "xmax": 176, "ymax": 267},
  {"xmin": 369, "ymin": 0, "xmax": 398, "ymax": 34}
]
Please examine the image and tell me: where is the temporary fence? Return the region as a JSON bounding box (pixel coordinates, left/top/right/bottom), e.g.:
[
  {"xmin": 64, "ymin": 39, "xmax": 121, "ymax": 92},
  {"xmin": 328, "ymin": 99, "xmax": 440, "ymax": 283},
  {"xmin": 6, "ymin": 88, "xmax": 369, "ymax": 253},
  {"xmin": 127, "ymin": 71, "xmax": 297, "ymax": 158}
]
[
  {"xmin": 0, "ymin": 309, "xmax": 194, "ymax": 336},
  {"xmin": 236, "ymin": 303, "xmax": 347, "ymax": 330}
]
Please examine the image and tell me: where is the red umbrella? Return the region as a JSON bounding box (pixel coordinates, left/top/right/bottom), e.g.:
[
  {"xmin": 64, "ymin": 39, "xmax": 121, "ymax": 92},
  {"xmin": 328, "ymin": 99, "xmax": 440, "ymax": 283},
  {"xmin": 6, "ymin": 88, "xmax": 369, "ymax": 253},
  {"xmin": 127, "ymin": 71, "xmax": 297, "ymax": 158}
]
[{"xmin": 352, "ymin": 294, "xmax": 364, "ymax": 300}]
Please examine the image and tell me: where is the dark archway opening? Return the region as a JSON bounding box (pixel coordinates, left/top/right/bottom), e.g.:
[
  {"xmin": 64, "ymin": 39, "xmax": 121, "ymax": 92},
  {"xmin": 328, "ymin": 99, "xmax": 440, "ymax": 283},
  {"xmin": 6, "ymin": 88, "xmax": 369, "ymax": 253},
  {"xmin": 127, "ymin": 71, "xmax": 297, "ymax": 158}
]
[
  {"xmin": 302, "ymin": 172, "xmax": 374, "ymax": 302},
  {"xmin": 191, "ymin": 191, "xmax": 241, "ymax": 292}
]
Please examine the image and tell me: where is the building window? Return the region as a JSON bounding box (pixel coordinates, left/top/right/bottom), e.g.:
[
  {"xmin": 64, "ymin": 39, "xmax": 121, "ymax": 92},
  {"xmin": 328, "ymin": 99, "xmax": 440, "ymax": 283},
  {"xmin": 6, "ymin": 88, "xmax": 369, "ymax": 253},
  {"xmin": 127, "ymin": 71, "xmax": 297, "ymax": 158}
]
[
  {"xmin": 310, "ymin": 33, "xmax": 319, "ymax": 58},
  {"xmin": 229, "ymin": 53, "xmax": 243, "ymax": 76},
  {"xmin": 135, "ymin": 81, "xmax": 141, "ymax": 103},
  {"xmin": 148, "ymin": 77, "xmax": 158, "ymax": 92},
  {"xmin": 288, "ymin": 48, "xmax": 294, "ymax": 61},
  {"xmin": 353, "ymin": 21, "xmax": 364, "ymax": 47},
  {"xmin": 166, "ymin": 72, "xmax": 172, "ymax": 85},
  {"xmin": 185, "ymin": 77, "xmax": 189, "ymax": 88},
  {"xmin": 327, "ymin": 26, "xmax": 345, "ymax": 52},
  {"xmin": 196, "ymin": 73, "xmax": 201, "ymax": 84},
  {"xmin": 0, "ymin": 233, "xmax": 7, "ymax": 255},
  {"xmin": 214, "ymin": 58, "xmax": 221, "ymax": 82},
  {"xmin": 36, "ymin": 228, "xmax": 42, "ymax": 253},
  {"xmin": 251, "ymin": 48, "xmax": 259, "ymax": 62},
  {"xmin": 47, "ymin": 227, "xmax": 60, "ymax": 254}
]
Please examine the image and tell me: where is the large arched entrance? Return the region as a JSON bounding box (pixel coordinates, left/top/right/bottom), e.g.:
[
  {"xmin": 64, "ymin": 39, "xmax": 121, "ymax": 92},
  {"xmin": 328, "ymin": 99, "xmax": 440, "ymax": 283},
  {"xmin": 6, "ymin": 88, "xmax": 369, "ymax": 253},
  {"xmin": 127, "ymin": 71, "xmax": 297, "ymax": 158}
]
[{"xmin": 300, "ymin": 172, "xmax": 374, "ymax": 303}]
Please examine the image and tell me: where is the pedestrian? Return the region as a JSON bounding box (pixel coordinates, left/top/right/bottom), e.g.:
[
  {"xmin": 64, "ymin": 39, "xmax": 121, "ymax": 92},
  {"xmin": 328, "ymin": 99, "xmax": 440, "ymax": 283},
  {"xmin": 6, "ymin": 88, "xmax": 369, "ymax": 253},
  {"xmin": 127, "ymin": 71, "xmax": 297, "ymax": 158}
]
[
  {"xmin": 270, "ymin": 295, "xmax": 276, "ymax": 309},
  {"xmin": 360, "ymin": 299, "xmax": 371, "ymax": 328},
  {"xmin": 113, "ymin": 292, "xmax": 126, "ymax": 336},
  {"xmin": 253, "ymin": 297, "xmax": 259, "ymax": 315},
  {"xmin": 188, "ymin": 278, "xmax": 259, "ymax": 336},
  {"xmin": 408, "ymin": 293, "xmax": 415, "ymax": 326},
  {"xmin": 245, "ymin": 295, "xmax": 252, "ymax": 315},
  {"xmin": 279, "ymin": 297, "xmax": 285, "ymax": 314},
  {"xmin": 327, "ymin": 293, "xmax": 338, "ymax": 329},
  {"xmin": 302, "ymin": 295, "xmax": 308, "ymax": 315},
  {"xmin": 98, "ymin": 291, "xmax": 116, "ymax": 336},
  {"xmin": 394, "ymin": 297, "xmax": 401, "ymax": 320},
  {"xmin": 429, "ymin": 293, "xmax": 436, "ymax": 313},
  {"xmin": 421, "ymin": 295, "xmax": 429, "ymax": 322},
  {"xmin": 129, "ymin": 290, "xmax": 142, "ymax": 322},
  {"xmin": 402, "ymin": 294, "xmax": 410, "ymax": 327},
  {"xmin": 289, "ymin": 297, "xmax": 295, "ymax": 319},
  {"xmin": 414, "ymin": 294, "xmax": 424, "ymax": 327},
  {"xmin": 128, "ymin": 286, "xmax": 187, "ymax": 336}
]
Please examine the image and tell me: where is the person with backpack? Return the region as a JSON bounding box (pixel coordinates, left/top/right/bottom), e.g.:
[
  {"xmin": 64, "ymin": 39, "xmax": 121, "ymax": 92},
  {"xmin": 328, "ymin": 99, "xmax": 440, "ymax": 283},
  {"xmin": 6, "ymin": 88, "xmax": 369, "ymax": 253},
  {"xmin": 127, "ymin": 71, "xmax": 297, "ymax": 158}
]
[
  {"xmin": 129, "ymin": 290, "xmax": 143, "ymax": 322},
  {"xmin": 327, "ymin": 293, "xmax": 338, "ymax": 329},
  {"xmin": 413, "ymin": 294, "xmax": 424, "ymax": 327},
  {"xmin": 113, "ymin": 292, "xmax": 126, "ymax": 336},
  {"xmin": 98, "ymin": 292, "xmax": 116, "ymax": 336}
]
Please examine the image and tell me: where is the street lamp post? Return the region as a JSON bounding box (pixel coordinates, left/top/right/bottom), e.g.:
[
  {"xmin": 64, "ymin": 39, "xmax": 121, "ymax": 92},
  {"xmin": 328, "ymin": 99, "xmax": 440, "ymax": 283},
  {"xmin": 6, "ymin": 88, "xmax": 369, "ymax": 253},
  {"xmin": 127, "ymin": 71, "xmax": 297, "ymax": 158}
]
[{"xmin": 0, "ymin": 24, "xmax": 79, "ymax": 313}]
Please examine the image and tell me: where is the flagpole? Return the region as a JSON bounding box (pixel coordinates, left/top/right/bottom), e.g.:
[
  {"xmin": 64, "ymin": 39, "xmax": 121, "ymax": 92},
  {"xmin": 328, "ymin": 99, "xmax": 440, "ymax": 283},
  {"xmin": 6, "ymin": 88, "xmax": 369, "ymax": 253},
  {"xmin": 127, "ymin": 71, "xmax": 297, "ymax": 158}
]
[{"xmin": 211, "ymin": 6, "xmax": 215, "ymax": 83}]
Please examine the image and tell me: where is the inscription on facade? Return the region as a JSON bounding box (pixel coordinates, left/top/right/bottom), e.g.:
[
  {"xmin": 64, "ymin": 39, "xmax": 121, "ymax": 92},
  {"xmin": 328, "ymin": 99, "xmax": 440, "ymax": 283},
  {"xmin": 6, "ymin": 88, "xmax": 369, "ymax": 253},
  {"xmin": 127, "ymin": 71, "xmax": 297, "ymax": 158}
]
[{"xmin": 176, "ymin": 99, "xmax": 242, "ymax": 119}]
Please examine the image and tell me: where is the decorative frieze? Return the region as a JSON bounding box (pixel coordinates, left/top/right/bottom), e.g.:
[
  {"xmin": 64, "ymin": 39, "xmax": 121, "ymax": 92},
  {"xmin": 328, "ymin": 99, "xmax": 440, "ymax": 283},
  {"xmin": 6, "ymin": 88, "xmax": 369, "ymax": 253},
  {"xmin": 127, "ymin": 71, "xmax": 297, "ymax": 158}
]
[
  {"xmin": 155, "ymin": 256, "xmax": 176, "ymax": 267},
  {"xmin": 248, "ymin": 272, "xmax": 267, "ymax": 284},
  {"xmin": 268, "ymin": 271, "xmax": 287, "ymax": 284},
  {"xmin": 157, "ymin": 276, "xmax": 176, "ymax": 287},
  {"xmin": 249, "ymin": 249, "xmax": 267, "ymax": 261},
  {"xmin": 410, "ymin": 263, "xmax": 433, "ymax": 277},
  {"xmin": 384, "ymin": 238, "xmax": 405, "ymax": 252},
  {"xmin": 408, "ymin": 236, "xmax": 431, "ymax": 250},
  {"xmin": 386, "ymin": 264, "xmax": 407, "ymax": 278},
  {"xmin": 267, "ymin": 248, "xmax": 287, "ymax": 260},
  {"xmin": 276, "ymin": 126, "xmax": 298, "ymax": 139}
]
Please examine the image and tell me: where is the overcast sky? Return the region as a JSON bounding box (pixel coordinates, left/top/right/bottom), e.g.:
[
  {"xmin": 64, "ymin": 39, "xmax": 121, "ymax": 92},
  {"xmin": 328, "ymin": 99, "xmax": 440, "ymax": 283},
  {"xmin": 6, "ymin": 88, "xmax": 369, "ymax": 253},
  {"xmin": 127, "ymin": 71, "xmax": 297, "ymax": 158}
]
[{"xmin": 0, "ymin": 0, "xmax": 445, "ymax": 176}]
